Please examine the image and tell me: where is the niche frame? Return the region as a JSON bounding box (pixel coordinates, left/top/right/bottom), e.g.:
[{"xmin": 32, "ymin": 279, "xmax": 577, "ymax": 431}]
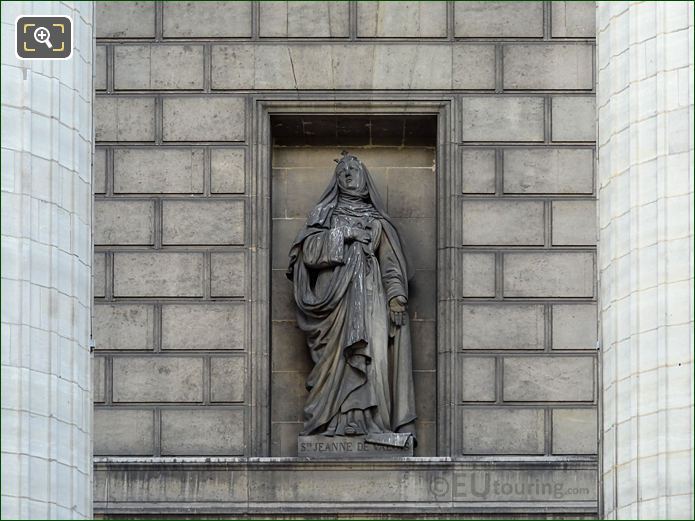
[{"xmin": 249, "ymin": 97, "xmax": 458, "ymax": 457}]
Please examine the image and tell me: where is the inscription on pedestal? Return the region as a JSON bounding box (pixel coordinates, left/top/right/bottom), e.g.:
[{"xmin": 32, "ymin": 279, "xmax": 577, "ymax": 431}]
[{"xmin": 298, "ymin": 435, "xmax": 414, "ymax": 459}]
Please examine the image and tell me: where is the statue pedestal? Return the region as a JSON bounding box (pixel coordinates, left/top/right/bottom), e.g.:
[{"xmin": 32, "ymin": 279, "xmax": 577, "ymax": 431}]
[{"xmin": 297, "ymin": 434, "xmax": 414, "ymax": 459}]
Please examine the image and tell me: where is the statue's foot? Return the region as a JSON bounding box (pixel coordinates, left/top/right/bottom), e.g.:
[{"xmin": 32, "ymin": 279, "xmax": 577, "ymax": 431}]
[{"xmin": 344, "ymin": 425, "xmax": 357, "ymax": 435}]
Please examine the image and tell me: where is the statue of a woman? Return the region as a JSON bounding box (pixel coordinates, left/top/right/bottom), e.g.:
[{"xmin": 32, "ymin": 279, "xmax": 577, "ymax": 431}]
[{"xmin": 287, "ymin": 152, "xmax": 416, "ymax": 441}]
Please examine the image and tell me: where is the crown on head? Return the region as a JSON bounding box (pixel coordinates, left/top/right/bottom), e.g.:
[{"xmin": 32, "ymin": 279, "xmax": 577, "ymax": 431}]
[{"xmin": 334, "ymin": 150, "xmax": 359, "ymax": 165}]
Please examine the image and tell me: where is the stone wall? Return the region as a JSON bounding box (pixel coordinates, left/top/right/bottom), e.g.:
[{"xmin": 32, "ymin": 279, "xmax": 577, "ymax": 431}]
[
  {"xmin": 93, "ymin": 0, "xmax": 599, "ymax": 516},
  {"xmin": 92, "ymin": 124, "xmax": 248, "ymax": 454},
  {"xmin": 458, "ymin": 136, "xmax": 598, "ymax": 455},
  {"xmin": 1, "ymin": 2, "xmax": 94, "ymax": 518},
  {"xmin": 596, "ymin": 2, "xmax": 694, "ymax": 519}
]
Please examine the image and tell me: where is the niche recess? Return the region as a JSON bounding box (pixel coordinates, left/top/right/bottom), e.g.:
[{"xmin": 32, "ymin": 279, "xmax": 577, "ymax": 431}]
[{"xmin": 269, "ymin": 114, "xmax": 437, "ymax": 457}]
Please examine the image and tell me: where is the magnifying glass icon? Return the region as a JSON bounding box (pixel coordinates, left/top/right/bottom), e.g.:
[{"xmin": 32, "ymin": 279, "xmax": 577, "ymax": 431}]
[{"xmin": 33, "ymin": 26, "xmax": 53, "ymax": 49}]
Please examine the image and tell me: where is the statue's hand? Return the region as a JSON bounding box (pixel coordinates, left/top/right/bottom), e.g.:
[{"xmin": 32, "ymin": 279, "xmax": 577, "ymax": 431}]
[
  {"xmin": 343, "ymin": 226, "xmax": 371, "ymax": 244},
  {"xmin": 353, "ymin": 229, "xmax": 372, "ymax": 244},
  {"xmin": 389, "ymin": 296, "xmax": 408, "ymax": 326}
]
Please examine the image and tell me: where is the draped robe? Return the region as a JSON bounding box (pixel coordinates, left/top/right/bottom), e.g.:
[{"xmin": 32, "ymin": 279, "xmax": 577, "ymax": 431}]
[{"xmin": 287, "ymin": 165, "xmax": 417, "ymax": 438}]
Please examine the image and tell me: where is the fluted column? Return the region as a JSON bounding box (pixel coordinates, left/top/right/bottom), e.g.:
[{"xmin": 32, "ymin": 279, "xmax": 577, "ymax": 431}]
[
  {"xmin": 597, "ymin": 1, "xmax": 694, "ymax": 518},
  {"xmin": 1, "ymin": 2, "xmax": 94, "ymax": 518}
]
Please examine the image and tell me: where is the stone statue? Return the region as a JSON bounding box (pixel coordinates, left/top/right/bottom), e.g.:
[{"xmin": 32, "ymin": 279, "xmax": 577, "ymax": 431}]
[{"xmin": 287, "ymin": 152, "xmax": 416, "ymax": 449}]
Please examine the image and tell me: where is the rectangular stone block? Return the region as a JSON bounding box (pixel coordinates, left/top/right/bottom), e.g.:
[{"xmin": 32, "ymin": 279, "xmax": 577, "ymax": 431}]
[
  {"xmin": 272, "ymin": 218, "xmax": 305, "ymax": 269},
  {"xmin": 552, "ymin": 304, "xmax": 598, "ymax": 350},
  {"xmin": 94, "ymin": 409, "xmax": 154, "ymax": 455},
  {"xmin": 461, "ymin": 149, "xmax": 496, "ymax": 193},
  {"xmin": 386, "ymin": 168, "xmax": 435, "ymax": 218},
  {"xmin": 93, "ymin": 304, "xmax": 154, "ymax": 351},
  {"xmin": 93, "ymin": 253, "xmax": 106, "ymax": 298},
  {"xmin": 261, "ymin": 2, "xmax": 349, "ymax": 38},
  {"xmin": 268, "ymin": 163, "xmax": 288, "ymax": 207},
  {"xmin": 461, "ymin": 97, "xmax": 544, "ymax": 142},
  {"xmin": 552, "ymin": 97, "xmax": 596, "ymax": 142},
  {"xmin": 460, "ymin": 305, "xmax": 544, "ymax": 350},
  {"xmin": 503, "ymin": 252, "xmax": 594, "ymax": 297},
  {"xmin": 112, "ymin": 356, "xmax": 204, "ymax": 402},
  {"xmin": 95, "ymin": 97, "xmax": 155, "ymax": 142},
  {"xmin": 552, "ymin": 200, "xmax": 596, "ymax": 245},
  {"xmin": 163, "ymin": 2, "xmax": 252, "ymax": 37},
  {"xmin": 415, "ymin": 422, "xmax": 436, "ymax": 457},
  {"xmin": 114, "ymin": 148, "xmax": 205, "ymax": 193},
  {"xmin": 162, "ymin": 97, "xmax": 246, "ymax": 142},
  {"xmin": 271, "ymin": 371, "xmax": 307, "ymax": 422},
  {"xmin": 93, "ymin": 356, "xmax": 105, "ymax": 403},
  {"xmin": 114, "ymin": 45, "xmax": 204, "ymax": 90},
  {"xmin": 271, "ymin": 270, "xmax": 296, "ymax": 321},
  {"xmin": 414, "ymin": 371, "xmax": 436, "ymax": 422},
  {"xmin": 552, "ymin": 408, "xmax": 597, "ymax": 454},
  {"xmin": 370, "ymin": 45, "xmax": 455, "ymax": 90},
  {"xmin": 503, "ymin": 149, "xmax": 594, "ymax": 194},
  {"xmin": 461, "ymin": 408, "xmax": 544, "ymax": 454},
  {"xmin": 161, "ymin": 408, "xmax": 245, "ymax": 455},
  {"xmin": 94, "ymin": 148, "xmax": 106, "ymax": 194},
  {"xmin": 95, "ymin": 46, "xmax": 107, "ymax": 90},
  {"xmin": 94, "ymin": 200, "xmax": 154, "ymax": 245},
  {"xmin": 394, "ymin": 220, "xmax": 436, "ymax": 270},
  {"xmin": 213, "ymin": 44, "xmax": 493, "ymax": 90},
  {"xmin": 211, "ymin": 148, "xmax": 245, "ymax": 193},
  {"xmin": 551, "ymin": 2, "xmax": 596, "ymax": 38},
  {"xmin": 271, "ymin": 422, "xmax": 304, "ymax": 456},
  {"xmin": 504, "ymin": 45, "xmax": 593, "ymax": 90},
  {"xmin": 210, "ymin": 356, "xmax": 247, "ymax": 402},
  {"xmin": 357, "ymin": 2, "xmax": 447, "ymax": 37},
  {"xmin": 454, "ymin": 2, "xmax": 543, "ymax": 37},
  {"xmin": 503, "ymin": 357, "xmax": 595, "ymax": 401},
  {"xmin": 161, "ymin": 304, "xmax": 245, "ymax": 350},
  {"xmin": 461, "ymin": 357, "xmax": 496, "ymax": 402},
  {"xmin": 211, "ymin": 252, "xmax": 246, "ymax": 297},
  {"xmin": 162, "ymin": 200, "xmax": 244, "ymax": 245},
  {"xmin": 411, "ymin": 320, "xmax": 436, "ymax": 371},
  {"xmin": 453, "ymin": 45, "xmax": 496, "ymax": 90},
  {"xmin": 211, "ymin": 45, "xmax": 279, "ymax": 90},
  {"xmin": 113, "ymin": 252, "xmax": 204, "ymax": 297},
  {"xmin": 278, "ymin": 167, "xmax": 338, "ymax": 218},
  {"xmin": 462, "ymin": 200, "xmax": 544, "ymax": 245},
  {"xmin": 96, "ymin": 1, "xmax": 155, "ymax": 38},
  {"xmin": 272, "ymin": 321, "xmax": 312, "ymax": 373},
  {"xmin": 461, "ymin": 253, "xmax": 495, "ymax": 297}
]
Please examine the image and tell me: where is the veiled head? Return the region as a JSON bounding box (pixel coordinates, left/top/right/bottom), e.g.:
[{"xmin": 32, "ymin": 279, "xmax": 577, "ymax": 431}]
[{"xmin": 334, "ymin": 153, "xmax": 367, "ymax": 196}]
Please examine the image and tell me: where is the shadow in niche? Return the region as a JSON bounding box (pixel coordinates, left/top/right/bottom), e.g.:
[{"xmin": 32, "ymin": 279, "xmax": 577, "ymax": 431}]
[
  {"xmin": 271, "ymin": 114, "xmax": 437, "ymax": 147},
  {"xmin": 269, "ymin": 114, "xmax": 438, "ymax": 457}
]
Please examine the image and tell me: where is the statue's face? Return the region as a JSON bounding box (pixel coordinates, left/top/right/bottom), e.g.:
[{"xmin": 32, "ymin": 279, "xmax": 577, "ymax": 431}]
[{"xmin": 336, "ymin": 160, "xmax": 366, "ymax": 192}]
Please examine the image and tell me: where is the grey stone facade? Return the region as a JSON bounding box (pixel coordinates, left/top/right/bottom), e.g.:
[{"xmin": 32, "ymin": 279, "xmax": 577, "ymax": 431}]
[
  {"xmin": 92, "ymin": 1, "xmax": 599, "ymax": 517},
  {"xmin": 1, "ymin": 1, "xmax": 691, "ymax": 519}
]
